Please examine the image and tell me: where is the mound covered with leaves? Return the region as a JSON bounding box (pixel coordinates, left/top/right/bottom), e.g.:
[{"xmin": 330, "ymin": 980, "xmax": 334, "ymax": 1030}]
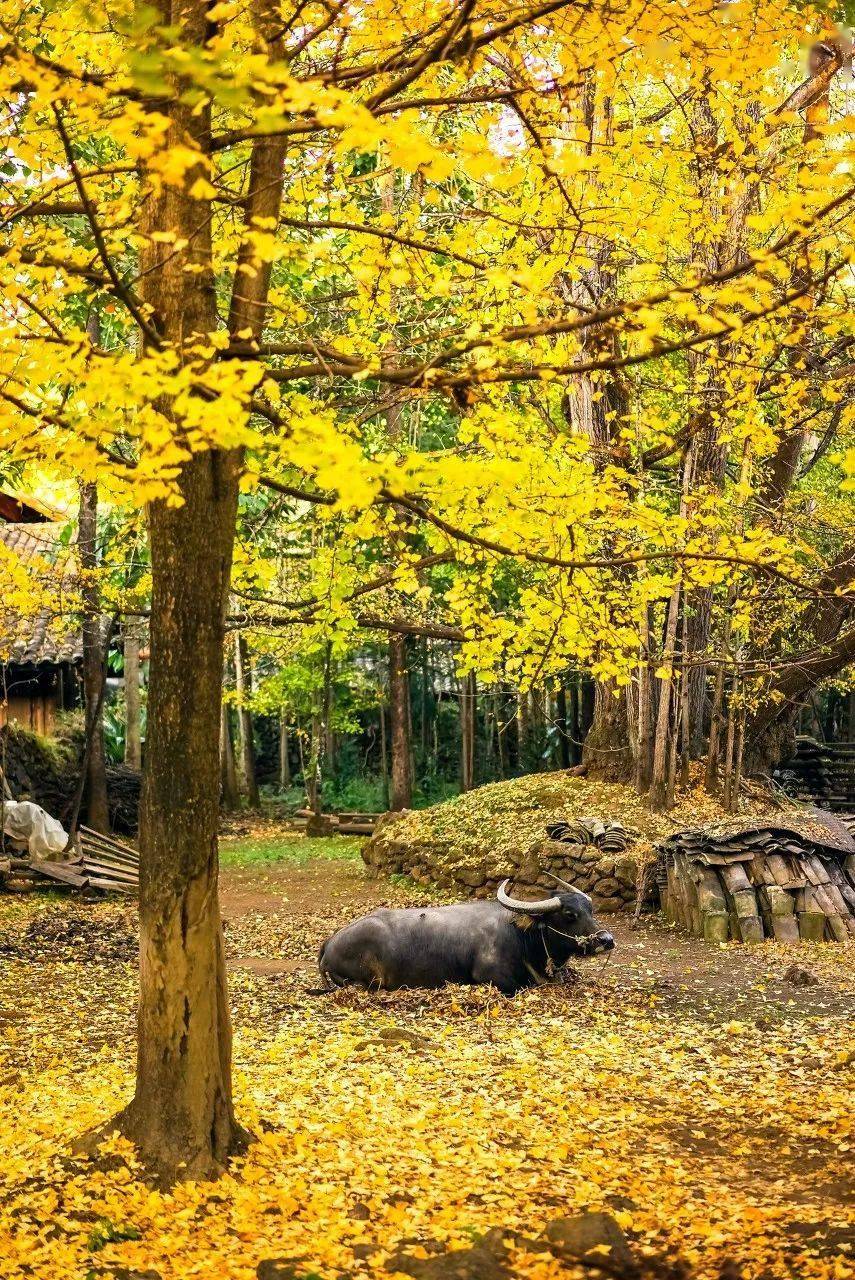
[{"xmin": 363, "ymin": 773, "xmax": 734, "ymax": 903}]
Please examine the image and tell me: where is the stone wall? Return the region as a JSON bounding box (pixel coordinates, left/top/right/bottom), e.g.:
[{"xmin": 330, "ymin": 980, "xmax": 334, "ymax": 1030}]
[{"xmin": 363, "ymin": 822, "xmax": 640, "ymax": 912}]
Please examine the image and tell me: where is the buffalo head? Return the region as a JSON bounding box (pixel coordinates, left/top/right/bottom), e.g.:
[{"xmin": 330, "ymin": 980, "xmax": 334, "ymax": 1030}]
[{"xmin": 497, "ymin": 876, "xmax": 615, "ymax": 957}]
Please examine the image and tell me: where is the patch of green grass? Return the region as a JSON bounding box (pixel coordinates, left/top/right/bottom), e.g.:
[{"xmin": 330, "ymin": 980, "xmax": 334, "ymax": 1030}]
[{"xmin": 219, "ymin": 833, "xmax": 364, "ymax": 869}]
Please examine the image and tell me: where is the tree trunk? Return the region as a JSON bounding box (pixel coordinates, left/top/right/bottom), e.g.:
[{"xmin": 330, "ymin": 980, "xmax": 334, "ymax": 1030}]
[
  {"xmin": 389, "ymin": 633, "xmax": 413, "ymax": 810},
  {"xmin": 78, "ymin": 478, "xmax": 110, "ymax": 832},
  {"xmin": 379, "ymin": 699, "xmax": 389, "ymax": 807},
  {"xmin": 517, "ymin": 689, "xmax": 530, "ymax": 773},
  {"xmin": 583, "ymin": 681, "xmax": 633, "ymax": 779},
  {"xmin": 567, "ymin": 678, "xmax": 582, "ymax": 766},
  {"xmin": 97, "ymin": 0, "xmax": 257, "ymax": 1177},
  {"xmin": 220, "ymin": 705, "xmax": 240, "ymax": 811},
  {"xmin": 124, "ymin": 621, "xmax": 142, "ymax": 770},
  {"xmin": 496, "ymin": 693, "xmax": 508, "ymax": 779},
  {"xmin": 648, "ymin": 582, "xmax": 682, "ymax": 810},
  {"xmin": 113, "ymin": 452, "xmax": 244, "ymax": 1180},
  {"xmin": 460, "ymin": 672, "xmax": 476, "ymax": 792},
  {"xmin": 555, "ymin": 685, "xmax": 570, "ymax": 768},
  {"xmin": 278, "ymin": 714, "xmax": 291, "ymax": 791},
  {"xmin": 234, "ymin": 633, "xmax": 260, "ymax": 808}
]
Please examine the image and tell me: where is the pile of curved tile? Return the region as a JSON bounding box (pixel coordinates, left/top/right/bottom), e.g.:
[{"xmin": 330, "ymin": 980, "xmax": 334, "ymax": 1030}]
[
  {"xmin": 545, "ymin": 818, "xmax": 631, "ymax": 854},
  {"xmin": 659, "ymin": 809, "xmax": 855, "ymax": 943}
]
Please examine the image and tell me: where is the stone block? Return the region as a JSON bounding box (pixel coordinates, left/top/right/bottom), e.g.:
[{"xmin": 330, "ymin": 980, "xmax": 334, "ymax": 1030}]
[
  {"xmin": 798, "ymin": 911, "xmax": 827, "ymax": 942},
  {"xmin": 765, "ymin": 885, "xmax": 794, "ymax": 916},
  {"xmin": 738, "ymin": 915, "xmax": 765, "ymax": 944},
  {"xmin": 731, "ymin": 888, "xmax": 760, "ymax": 919},
  {"xmin": 702, "ymin": 911, "xmax": 730, "ymax": 943}
]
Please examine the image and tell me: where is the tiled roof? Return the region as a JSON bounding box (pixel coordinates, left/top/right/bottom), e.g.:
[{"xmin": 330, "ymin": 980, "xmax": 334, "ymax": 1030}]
[{"xmin": 0, "ymin": 523, "xmax": 83, "ymax": 665}]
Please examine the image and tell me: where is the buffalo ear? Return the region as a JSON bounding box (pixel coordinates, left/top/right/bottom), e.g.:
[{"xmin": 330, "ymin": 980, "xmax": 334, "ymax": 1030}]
[{"xmin": 512, "ymin": 913, "xmax": 536, "ymax": 930}]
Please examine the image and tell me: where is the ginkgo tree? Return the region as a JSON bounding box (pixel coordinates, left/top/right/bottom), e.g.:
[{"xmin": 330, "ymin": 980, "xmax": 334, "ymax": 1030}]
[{"xmin": 1, "ymin": 0, "xmax": 853, "ymax": 1178}]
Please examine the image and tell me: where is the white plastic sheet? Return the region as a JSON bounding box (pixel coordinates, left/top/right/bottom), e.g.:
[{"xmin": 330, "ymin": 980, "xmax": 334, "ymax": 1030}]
[{"xmin": 1, "ymin": 800, "xmax": 69, "ymax": 858}]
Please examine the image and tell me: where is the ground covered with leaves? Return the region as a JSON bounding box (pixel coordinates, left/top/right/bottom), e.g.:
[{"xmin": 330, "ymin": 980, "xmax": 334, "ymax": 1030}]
[{"xmin": 1, "ymin": 832, "xmax": 853, "ymax": 1280}]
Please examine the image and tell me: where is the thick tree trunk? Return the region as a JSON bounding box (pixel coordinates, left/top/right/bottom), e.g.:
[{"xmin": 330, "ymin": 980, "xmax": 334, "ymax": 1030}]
[
  {"xmin": 234, "ymin": 632, "xmax": 260, "ymax": 808},
  {"xmin": 124, "ymin": 621, "xmax": 142, "ymax": 770},
  {"xmin": 116, "ymin": 451, "xmax": 244, "ymax": 1179},
  {"xmin": 78, "ymin": 479, "xmax": 110, "ymax": 832},
  {"xmin": 389, "ymin": 633, "xmax": 412, "ymax": 810},
  {"xmin": 582, "ymin": 681, "xmax": 633, "ymax": 779},
  {"xmin": 97, "ymin": 0, "xmax": 269, "ymax": 1178}
]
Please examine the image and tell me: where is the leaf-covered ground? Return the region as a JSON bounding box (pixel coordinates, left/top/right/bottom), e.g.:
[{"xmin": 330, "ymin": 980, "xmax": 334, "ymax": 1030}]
[{"xmin": 0, "ymin": 832, "xmax": 853, "ymax": 1280}]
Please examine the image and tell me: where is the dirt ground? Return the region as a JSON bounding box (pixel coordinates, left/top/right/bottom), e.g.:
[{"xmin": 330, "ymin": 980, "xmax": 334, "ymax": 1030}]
[
  {"xmin": 217, "ymin": 851, "xmax": 854, "ymax": 1022},
  {"xmin": 1, "ymin": 836, "xmax": 853, "ymax": 1280}
]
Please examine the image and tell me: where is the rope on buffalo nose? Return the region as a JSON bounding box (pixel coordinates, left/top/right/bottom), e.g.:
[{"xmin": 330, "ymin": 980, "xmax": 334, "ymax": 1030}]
[{"xmin": 541, "ymin": 922, "xmax": 614, "ymax": 987}]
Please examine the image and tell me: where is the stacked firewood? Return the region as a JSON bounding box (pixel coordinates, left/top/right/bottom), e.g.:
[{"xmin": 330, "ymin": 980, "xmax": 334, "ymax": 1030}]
[{"xmin": 659, "ymin": 810, "xmax": 855, "ymax": 943}]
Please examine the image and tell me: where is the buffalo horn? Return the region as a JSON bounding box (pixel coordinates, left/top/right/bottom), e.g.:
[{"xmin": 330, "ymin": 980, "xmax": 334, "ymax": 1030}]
[
  {"xmin": 542, "ymin": 870, "xmax": 579, "ymax": 893},
  {"xmin": 497, "ymin": 880, "xmax": 562, "ymax": 914}
]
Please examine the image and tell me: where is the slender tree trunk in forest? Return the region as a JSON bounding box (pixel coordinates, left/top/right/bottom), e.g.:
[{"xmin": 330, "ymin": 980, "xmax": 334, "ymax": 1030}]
[
  {"xmin": 78, "ymin": 478, "xmax": 110, "ymax": 833},
  {"xmin": 635, "ymin": 608, "xmax": 653, "ymax": 793},
  {"xmin": 460, "ymin": 672, "xmax": 476, "ymax": 792},
  {"xmin": 517, "ymin": 690, "xmax": 530, "ymax": 773},
  {"xmin": 124, "ymin": 621, "xmax": 142, "ymax": 770},
  {"xmin": 379, "ymin": 699, "xmax": 389, "ymax": 807},
  {"xmin": 278, "ymin": 714, "xmax": 291, "ymax": 792},
  {"xmin": 568, "ymin": 678, "xmax": 582, "ymax": 766},
  {"xmin": 648, "ymin": 582, "xmax": 682, "ymax": 811},
  {"xmin": 234, "ymin": 633, "xmax": 260, "ymax": 809},
  {"xmin": 389, "ymin": 633, "xmax": 413, "ymax": 811},
  {"xmin": 496, "ymin": 693, "xmax": 507, "ymax": 779},
  {"xmin": 555, "ymin": 685, "xmax": 570, "ymax": 768},
  {"xmin": 220, "ymin": 705, "xmax": 240, "ymax": 812},
  {"xmin": 420, "ymin": 640, "xmax": 430, "ymax": 762}
]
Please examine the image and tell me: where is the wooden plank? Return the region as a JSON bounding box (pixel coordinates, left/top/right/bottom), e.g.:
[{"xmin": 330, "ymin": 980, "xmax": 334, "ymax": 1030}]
[
  {"xmin": 86, "ymin": 875, "xmax": 136, "ymax": 895},
  {"xmin": 80, "ymin": 847, "xmax": 138, "ymax": 873},
  {"xmin": 33, "ymin": 861, "xmax": 89, "ymax": 888},
  {"xmin": 78, "ymin": 829, "xmax": 138, "ymax": 862},
  {"xmin": 82, "ymin": 861, "xmax": 138, "ymax": 885}
]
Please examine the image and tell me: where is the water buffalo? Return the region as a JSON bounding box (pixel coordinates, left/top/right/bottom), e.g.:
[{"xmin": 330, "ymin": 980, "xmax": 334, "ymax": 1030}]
[{"xmin": 318, "ymin": 877, "xmax": 614, "ymax": 995}]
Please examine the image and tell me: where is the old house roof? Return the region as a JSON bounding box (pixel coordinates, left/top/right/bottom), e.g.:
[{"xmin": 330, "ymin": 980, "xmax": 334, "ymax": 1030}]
[
  {"xmin": 0, "ymin": 523, "xmax": 82, "ymax": 666},
  {"xmin": 0, "ymin": 489, "xmax": 58, "ymax": 523}
]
